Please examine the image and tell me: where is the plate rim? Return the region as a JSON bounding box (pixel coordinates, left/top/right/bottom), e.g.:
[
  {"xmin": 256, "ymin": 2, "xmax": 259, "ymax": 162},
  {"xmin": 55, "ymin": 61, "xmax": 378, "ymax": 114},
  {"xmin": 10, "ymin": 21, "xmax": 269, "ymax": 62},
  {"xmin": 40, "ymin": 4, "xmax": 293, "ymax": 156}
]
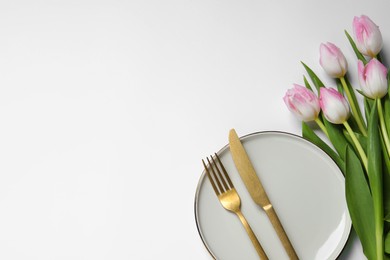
[{"xmin": 194, "ymin": 130, "xmax": 352, "ymax": 259}]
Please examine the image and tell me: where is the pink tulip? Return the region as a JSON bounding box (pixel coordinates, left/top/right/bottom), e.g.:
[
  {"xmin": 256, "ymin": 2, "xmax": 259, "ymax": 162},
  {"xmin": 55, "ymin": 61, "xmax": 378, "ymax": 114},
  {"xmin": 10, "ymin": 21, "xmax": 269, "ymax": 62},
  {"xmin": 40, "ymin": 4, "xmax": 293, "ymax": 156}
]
[
  {"xmin": 358, "ymin": 58, "xmax": 388, "ymax": 99},
  {"xmin": 353, "ymin": 15, "xmax": 383, "ymax": 57},
  {"xmin": 319, "ymin": 42, "xmax": 348, "ymax": 78},
  {"xmin": 319, "ymin": 88, "xmax": 350, "ymax": 124},
  {"xmin": 283, "ymin": 84, "xmax": 320, "ymax": 122}
]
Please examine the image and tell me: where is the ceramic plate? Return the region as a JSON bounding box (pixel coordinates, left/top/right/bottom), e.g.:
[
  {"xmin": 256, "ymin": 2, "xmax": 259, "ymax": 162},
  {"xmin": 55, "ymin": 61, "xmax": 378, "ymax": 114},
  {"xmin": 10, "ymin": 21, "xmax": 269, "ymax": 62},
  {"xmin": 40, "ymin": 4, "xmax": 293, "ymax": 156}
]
[{"xmin": 194, "ymin": 131, "xmax": 351, "ymax": 260}]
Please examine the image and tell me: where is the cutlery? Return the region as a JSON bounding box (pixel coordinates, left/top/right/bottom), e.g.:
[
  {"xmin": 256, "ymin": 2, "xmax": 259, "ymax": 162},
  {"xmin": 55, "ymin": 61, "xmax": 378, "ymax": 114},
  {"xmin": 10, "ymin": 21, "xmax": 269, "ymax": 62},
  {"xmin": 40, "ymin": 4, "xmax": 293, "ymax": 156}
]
[
  {"xmin": 202, "ymin": 154, "xmax": 269, "ymax": 260},
  {"xmin": 228, "ymin": 129, "xmax": 298, "ymax": 260}
]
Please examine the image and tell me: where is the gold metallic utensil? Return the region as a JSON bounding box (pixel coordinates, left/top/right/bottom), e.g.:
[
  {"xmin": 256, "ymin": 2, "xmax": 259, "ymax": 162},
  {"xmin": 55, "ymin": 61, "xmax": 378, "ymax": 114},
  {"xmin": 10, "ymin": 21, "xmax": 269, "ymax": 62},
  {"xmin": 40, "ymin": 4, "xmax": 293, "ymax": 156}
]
[
  {"xmin": 228, "ymin": 129, "xmax": 298, "ymax": 260},
  {"xmin": 202, "ymin": 154, "xmax": 269, "ymax": 260}
]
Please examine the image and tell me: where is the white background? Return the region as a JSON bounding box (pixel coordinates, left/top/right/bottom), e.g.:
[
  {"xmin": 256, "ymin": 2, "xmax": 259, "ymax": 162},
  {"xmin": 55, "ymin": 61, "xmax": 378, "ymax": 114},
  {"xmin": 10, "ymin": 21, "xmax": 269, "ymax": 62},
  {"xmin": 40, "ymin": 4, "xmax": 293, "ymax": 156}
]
[{"xmin": 0, "ymin": 0, "xmax": 388, "ymax": 259}]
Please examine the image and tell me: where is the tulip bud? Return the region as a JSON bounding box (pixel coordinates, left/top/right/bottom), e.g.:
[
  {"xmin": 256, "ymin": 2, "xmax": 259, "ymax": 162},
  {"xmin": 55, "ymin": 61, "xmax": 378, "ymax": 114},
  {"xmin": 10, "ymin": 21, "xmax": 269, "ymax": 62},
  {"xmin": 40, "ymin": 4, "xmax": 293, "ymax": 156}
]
[
  {"xmin": 358, "ymin": 58, "xmax": 388, "ymax": 99},
  {"xmin": 353, "ymin": 15, "xmax": 383, "ymax": 57},
  {"xmin": 319, "ymin": 42, "xmax": 348, "ymax": 78},
  {"xmin": 283, "ymin": 84, "xmax": 320, "ymax": 122},
  {"xmin": 319, "ymin": 88, "xmax": 350, "ymax": 124}
]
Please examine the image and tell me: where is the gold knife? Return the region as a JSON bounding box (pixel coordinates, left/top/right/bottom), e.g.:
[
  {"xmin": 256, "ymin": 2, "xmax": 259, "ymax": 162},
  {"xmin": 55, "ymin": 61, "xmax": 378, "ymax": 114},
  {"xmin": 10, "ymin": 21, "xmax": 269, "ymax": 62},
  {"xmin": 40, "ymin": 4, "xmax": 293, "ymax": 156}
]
[{"xmin": 229, "ymin": 129, "xmax": 298, "ymax": 260}]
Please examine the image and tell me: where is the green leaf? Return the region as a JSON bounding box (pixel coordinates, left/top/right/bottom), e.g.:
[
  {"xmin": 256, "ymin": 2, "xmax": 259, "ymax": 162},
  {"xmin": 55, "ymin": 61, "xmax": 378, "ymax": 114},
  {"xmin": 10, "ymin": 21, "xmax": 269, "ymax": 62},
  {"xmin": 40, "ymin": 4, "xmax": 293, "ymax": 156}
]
[
  {"xmin": 301, "ymin": 62, "xmax": 325, "ymax": 92},
  {"xmin": 367, "ymin": 102, "xmax": 382, "ymax": 192},
  {"xmin": 345, "ymin": 146, "xmax": 377, "ymax": 259},
  {"xmin": 367, "ymin": 102, "xmax": 384, "ymax": 258},
  {"xmin": 344, "ymin": 129, "xmax": 367, "ymax": 152},
  {"xmin": 303, "ymin": 76, "xmax": 315, "ymax": 92},
  {"xmin": 345, "ymin": 30, "xmax": 367, "ymax": 64},
  {"xmin": 302, "ymin": 122, "xmax": 345, "ymax": 173},
  {"xmin": 365, "ymin": 98, "xmax": 375, "ymax": 123},
  {"xmin": 323, "ymin": 117, "xmax": 348, "ymax": 161},
  {"xmin": 386, "ymin": 231, "xmax": 390, "ymax": 254}
]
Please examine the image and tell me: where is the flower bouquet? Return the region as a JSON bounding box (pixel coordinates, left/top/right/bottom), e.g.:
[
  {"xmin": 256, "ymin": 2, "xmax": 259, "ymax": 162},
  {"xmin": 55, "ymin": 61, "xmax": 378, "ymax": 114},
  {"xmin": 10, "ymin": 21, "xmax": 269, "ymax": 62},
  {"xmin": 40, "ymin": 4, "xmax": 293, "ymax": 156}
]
[{"xmin": 284, "ymin": 15, "xmax": 390, "ymax": 260}]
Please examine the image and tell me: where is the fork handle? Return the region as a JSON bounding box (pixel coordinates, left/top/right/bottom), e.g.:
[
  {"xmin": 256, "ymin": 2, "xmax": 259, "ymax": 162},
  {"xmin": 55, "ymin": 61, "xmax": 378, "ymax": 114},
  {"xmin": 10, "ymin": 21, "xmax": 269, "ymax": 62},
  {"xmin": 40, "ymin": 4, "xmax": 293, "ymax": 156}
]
[{"xmin": 236, "ymin": 210, "xmax": 268, "ymax": 260}]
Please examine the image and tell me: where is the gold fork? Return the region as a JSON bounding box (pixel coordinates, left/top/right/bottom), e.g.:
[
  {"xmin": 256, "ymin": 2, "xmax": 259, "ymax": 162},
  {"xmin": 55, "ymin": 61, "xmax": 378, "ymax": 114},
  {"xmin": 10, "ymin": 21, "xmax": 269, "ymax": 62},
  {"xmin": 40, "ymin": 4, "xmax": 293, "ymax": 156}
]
[{"xmin": 202, "ymin": 153, "xmax": 269, "ymax": 260}]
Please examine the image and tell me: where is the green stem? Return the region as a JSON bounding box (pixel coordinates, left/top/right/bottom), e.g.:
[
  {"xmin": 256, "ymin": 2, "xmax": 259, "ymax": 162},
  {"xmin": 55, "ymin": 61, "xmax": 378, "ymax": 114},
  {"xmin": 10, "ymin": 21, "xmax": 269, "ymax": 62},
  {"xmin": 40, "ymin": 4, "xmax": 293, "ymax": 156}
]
[
  {"xmin": 340, "ymin": 77, "xmax": 367, "ymax": 136},
  {"xmin": 374, "ymin": 98, "xmax": 385, "ymax": 260},
  {"xmin": 343, "ymin": 121, "xmax": 368, "ymax": 171},
  {"xmin": 377, "ymin": 98, "xmax": 390, "ymax": 159},
  {"xmin": 314, "ymin": 118, "xmax": 329, "ymax": 138}
]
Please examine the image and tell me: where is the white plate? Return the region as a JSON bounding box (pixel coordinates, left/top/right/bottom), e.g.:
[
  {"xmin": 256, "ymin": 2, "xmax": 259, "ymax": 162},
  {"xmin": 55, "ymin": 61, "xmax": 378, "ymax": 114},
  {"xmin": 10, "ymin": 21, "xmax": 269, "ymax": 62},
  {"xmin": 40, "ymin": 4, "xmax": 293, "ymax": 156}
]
[{"xmin": 194, "ymin": 131, "xmax": 351, "ymax": 260}]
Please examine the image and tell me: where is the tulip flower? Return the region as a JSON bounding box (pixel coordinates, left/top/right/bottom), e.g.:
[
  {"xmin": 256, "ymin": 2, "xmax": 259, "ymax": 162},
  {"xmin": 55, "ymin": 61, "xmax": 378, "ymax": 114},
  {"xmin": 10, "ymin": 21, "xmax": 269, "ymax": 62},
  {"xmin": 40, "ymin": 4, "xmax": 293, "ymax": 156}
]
[
  {"xmin": 284, "ymin": 85, "xmax": 329, "ymax": 136},
  {"xmin": 319, "ymin": 88, "xmax": 350, "ymax": 124},
  {"xmin": 283, "ymin": 84, "xmax": 320, "ymax": 122},
  {"xmin": 353, "ymin": 15, "xmax": 383, "ymax": 57},
  {"xmin": 319, "ymin": 42, "xmax": 348, "ymax": 78},
  {"xmin": 358, "ymin": 58, "xmax": 388, "ymax": 99}
]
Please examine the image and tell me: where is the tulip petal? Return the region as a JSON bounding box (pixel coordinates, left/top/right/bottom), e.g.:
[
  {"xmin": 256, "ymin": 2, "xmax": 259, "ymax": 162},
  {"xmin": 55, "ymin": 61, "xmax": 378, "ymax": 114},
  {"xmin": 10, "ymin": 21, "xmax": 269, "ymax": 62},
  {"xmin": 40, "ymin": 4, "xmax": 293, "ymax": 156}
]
[
  {"xmin": 353, "ymin": 15, "xmax": 383, "ymax": 57},
  {"xmin": 319, "ymin": 87, "xmax": 350, "ymax": 124},
  {"xmin": 283, "ymin": 84, "xmax": 320, "ymax": 122},
  {"xmin": 319, "ymin": 42, "xmax": 348, "ymax": 78},
  {"xmin": 358, "ymin": 58, "xmax": 388, "ymax": 99}
]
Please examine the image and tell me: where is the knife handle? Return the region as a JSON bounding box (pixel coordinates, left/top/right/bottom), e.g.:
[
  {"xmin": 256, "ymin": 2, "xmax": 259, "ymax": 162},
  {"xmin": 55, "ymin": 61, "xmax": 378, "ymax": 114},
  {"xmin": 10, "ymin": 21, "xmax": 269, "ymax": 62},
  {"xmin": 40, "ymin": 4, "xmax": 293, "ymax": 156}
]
[
  {"xmin": 264, "ymin": 205, "xmax": 298, "ymax": 260},
  {"xmin": 236, "ymin": 210, "xmax": 269, "ymax": 260}
]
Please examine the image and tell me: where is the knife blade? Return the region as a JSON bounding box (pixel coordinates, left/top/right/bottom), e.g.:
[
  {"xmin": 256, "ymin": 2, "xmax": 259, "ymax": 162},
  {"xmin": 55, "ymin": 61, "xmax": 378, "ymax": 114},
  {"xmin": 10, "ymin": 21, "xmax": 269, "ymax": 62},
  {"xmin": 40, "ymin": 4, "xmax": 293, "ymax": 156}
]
[{"xmin": 228, "ymin": 129, "xmax": 298, "ymax": 260}]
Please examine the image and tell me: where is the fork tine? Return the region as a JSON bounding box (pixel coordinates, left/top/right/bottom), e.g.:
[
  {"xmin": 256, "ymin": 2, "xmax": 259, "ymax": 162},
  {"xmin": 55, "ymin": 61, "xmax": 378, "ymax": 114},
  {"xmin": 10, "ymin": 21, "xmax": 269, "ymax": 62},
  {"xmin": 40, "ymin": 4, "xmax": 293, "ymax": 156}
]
[
  {"xmin": 214, "ymin": 153, "xmax": 234, "ymax": 188},
  {"xmin": 210, "ymin": 154, "xmax": 230, "ymax": 191},
  {"xmin": 202, "ymin": 159, "xmax": 220, "ymax": 195},
  {"xmin": 206, "ymin": 157, "xmax": 224, "ymax": 193}
]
